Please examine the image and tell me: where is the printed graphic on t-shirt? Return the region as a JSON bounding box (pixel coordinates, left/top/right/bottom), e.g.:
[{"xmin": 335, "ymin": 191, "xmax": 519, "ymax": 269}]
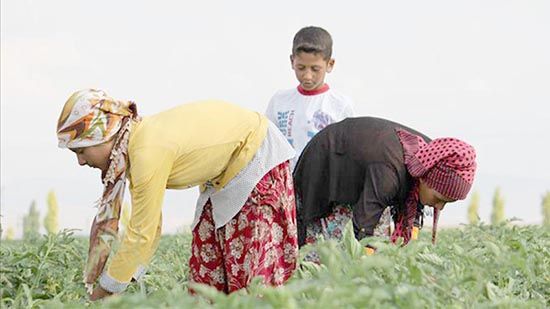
[
  {"xmin": 307, "ymin": 110, "xmax": 334, "ymax": 138},
  {"xmin": 276, "ymin": 110, "xmax": 295, "ymax": 146},
  {"xmin": 312, "ymin": 110, "xmax": 333, "ymax": 130}
]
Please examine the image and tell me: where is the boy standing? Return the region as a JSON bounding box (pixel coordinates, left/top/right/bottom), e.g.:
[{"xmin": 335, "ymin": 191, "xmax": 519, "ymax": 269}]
[{"xmin": 266, "ymin": 26, "xmax": 355, "ymax": 170}]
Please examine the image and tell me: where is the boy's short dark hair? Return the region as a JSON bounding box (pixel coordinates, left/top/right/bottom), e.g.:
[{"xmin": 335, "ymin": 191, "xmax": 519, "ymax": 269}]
[{"xmin": 292, "ymin": 26, "xmax": 333, "ymax": 60}]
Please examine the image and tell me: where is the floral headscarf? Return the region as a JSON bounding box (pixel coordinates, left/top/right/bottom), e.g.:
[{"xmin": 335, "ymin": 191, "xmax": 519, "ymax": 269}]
[
  {"xmin": 392, "ymin": 129, "xmax": 477, "ymax": 245},
  {"xmin": 57, "ymin": 89, "xmax": 140, "ymax": 293}
]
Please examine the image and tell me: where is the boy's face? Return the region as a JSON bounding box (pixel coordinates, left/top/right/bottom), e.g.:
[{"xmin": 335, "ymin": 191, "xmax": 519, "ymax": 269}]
[{"xmin": 290, "ymin": 52, "xmax": 334, "ymax": 91}]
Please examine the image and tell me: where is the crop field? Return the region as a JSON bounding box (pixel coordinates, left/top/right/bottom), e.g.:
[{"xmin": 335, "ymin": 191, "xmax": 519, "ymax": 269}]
[{"xmin": 1, "ymin": 223, "xmax": 549, "ymax": 308}]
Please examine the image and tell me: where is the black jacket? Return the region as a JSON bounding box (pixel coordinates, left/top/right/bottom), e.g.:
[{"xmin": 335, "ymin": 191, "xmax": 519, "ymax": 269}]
[{"xmin": 293, "ymin": 117, "xmax": 430, "ymax": 245}]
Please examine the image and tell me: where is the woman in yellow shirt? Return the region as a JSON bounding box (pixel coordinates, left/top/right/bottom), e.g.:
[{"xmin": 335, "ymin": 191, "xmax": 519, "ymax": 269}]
[{"xmin": 56, "ymin": 89, "xmax": 298, "ymax": 299}]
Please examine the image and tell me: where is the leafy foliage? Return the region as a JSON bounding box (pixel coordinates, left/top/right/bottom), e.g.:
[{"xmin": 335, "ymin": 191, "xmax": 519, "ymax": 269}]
[
  {"xmin": 1, "ymin": 224, "xmax": 548, "ymax": 308},
  {"xmin": 1, "ymin": 230, "xmax": 87, "ymax": 307},
  {"xmin": 491, "ymin": 187, "xmax": 506, "ymax": 225},
  {"xmin": 542, "ymin": 191, "xmax": 550, "ymax": 226},
  {"xmin": 467, "ymin": 191, "xmax": 480, "ymax": 224},
  {"xmin": 22, "ymin": 201, "xmax": 40, "ymax": 241},
  {"xmin": 4, "ymin": 226, "xmax": 15, "ymax": 240}
]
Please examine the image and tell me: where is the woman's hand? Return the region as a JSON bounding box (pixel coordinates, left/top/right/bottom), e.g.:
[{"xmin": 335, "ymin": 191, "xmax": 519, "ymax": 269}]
[{"xmin": 90, "ymin": 286, "xmax": 113, "ymax": 301}]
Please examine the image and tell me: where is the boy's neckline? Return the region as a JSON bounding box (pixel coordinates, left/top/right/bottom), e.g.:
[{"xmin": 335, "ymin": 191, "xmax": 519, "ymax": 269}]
[{"xmin": 297, "ymin": 84, "xmax": 330, "ymax": 96}]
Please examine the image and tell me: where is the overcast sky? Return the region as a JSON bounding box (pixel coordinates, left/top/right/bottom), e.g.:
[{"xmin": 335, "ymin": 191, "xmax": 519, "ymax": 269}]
[{"xmin": 2, "ymin": 0, "xmax": 549, "ymax": 237}]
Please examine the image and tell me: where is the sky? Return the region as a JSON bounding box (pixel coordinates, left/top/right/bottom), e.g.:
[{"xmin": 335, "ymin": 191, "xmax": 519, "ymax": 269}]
[{"xmin": 1, "ymin": 0, "xmax": 549, "ymax": 237}]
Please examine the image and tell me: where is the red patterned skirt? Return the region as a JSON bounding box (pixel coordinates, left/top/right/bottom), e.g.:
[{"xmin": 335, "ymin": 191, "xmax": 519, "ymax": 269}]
[{"xmin": 189, "ymin": 161, "xmax": 298, "ymax": 293}]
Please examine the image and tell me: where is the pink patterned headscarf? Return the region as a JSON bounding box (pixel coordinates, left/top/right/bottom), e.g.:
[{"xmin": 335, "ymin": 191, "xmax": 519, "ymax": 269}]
[{"xmin": 391, "ymin": 129, "xmax": 477, "ymax": 245}]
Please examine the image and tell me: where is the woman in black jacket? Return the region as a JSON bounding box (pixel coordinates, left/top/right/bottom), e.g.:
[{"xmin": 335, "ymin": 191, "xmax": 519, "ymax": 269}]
[{"xmin": 293, "ymin": 117, "xmax": 477, "ymax": 248}]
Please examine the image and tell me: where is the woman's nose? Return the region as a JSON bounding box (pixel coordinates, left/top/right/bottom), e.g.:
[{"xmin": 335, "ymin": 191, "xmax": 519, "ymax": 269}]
[
  {"xmin": 77, "ymin": 154, "xmax": 87, "ymax": 166},
  {"xmin": 435, "ymin": 202, "xmax": 446, "ymax": 211}
]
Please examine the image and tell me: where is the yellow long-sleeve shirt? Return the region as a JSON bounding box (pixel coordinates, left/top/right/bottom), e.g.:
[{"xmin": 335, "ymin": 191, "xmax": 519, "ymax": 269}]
[{"xmin": 106, "ymin": 100, "xmax": 268, "ymax": 283}]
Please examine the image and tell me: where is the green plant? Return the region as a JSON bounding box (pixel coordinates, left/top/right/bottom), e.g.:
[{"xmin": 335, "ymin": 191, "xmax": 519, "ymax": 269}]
[
  {"xmin": 4, "ymin": 226, "xmax": 15, "ymax": 240},
  {"xmin": 467, "ymin": 191, "xmax": 480, "ymax": 224},
  {"xmin": 44, "ymin": 190, "xmax": 59, "ymax": 235},
  {"xmin": 1, "ymin": 230, "xmax": 87, "ymax": 308},
  {"xmin": 22, "ymin": 201, "xmax": 40, "ymax": 241},
  {"xmin": 2, "ymin": 224, "xmax": 548, "ymax": 308},
  {"xmin": 491, "ymin": 187, "xmax": 506, "ymax": 225},
  {"xmin": 542, "ymin": 191, "xmax": 550, "ymax": 226}
]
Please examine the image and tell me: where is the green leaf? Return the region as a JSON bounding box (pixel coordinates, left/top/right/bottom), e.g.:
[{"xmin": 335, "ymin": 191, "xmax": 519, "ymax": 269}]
[{"xmin": 342, "ymin": 221, "xmax": 363, "ymax": 260}]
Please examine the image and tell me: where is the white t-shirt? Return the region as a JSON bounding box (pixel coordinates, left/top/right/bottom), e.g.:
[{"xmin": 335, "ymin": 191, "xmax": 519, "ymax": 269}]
[{"xmin": 265, "ymin": 84, "xmax": 355, "ymax": 169}]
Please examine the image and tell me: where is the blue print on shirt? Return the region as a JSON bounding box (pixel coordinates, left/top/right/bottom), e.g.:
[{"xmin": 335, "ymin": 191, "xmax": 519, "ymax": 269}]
[{"xmin": 276, "ymin": 111, "xmax": 290, "ymax": 136}]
